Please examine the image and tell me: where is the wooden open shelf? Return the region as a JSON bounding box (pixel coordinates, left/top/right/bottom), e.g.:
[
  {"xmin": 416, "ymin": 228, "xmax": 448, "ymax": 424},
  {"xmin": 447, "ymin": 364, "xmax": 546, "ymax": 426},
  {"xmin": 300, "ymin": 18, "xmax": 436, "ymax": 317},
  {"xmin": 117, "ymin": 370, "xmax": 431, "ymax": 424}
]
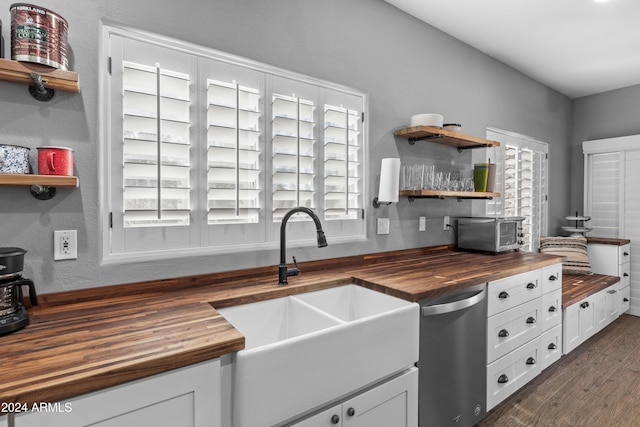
[
  {"xmin": 400, "ymin": 189, "xmax": 499, "ymax": 200},
  {"xmin": 0, "ymin": 58, "xmax": 80, "ymax": 93},
  {"xmin": 0, "ymin": 174, "xmax": 79, "ymax": 188},
  {"xmin": 395, "ymin": 126, "xmax": 500, "ymax": 149}
]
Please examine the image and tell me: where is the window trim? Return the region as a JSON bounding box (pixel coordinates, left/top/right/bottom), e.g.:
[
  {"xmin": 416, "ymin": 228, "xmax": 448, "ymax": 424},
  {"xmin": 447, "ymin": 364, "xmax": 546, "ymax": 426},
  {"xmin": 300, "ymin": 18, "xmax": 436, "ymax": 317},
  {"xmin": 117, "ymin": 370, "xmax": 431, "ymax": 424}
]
[{"xmin": 100, "ymin": 24, "xmax": 368, "ymax": 265}]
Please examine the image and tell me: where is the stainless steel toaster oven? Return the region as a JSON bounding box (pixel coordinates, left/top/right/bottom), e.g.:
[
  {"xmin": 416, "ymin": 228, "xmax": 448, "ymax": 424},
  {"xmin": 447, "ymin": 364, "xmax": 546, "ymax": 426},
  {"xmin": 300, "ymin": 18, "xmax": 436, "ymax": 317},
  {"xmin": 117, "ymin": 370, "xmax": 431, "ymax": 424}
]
[{"xmin": 457, "ymin": 216, "xmax": 525, "ymax": 253}]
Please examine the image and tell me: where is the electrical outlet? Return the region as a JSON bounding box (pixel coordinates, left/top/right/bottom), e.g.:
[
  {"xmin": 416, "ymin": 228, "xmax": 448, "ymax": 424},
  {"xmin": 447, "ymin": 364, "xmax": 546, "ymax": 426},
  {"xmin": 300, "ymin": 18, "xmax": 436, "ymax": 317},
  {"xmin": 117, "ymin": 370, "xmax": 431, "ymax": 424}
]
[
  {"xmin": 419, "ymin": 216, "xmax": 426, "ymax": 231},
  {"xmin": 377, "ymin": 218, "xmax": 390, "ymax": 235},
  {"xmin": 443, "ymin": 216, "xmax": 450, "ymax": 230},
  {"xmin": 54, "ymin": 230, "xmax": 77, "ymax": 260}
]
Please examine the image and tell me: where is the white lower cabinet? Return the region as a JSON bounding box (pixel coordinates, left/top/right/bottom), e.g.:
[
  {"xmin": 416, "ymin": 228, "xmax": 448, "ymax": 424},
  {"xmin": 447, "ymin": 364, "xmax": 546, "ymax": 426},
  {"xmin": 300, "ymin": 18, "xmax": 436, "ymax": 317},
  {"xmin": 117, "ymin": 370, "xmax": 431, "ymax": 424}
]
[
  {"xmin": 487, "ymin": 337, "xmax": 541, "ymax": 411},
  {"xmin": 13, "ymin": 359, "xmax": 221, "ymax": 427},
  {"xmin": 563, "ymin": 294, "xmax": 596, "ymax": 354},
  {"xmin": 621, "ymin": 284, "xmax": 631, "ymax": 313},
  {"xmin": 290, "ymin": 367, "xmax": 418, "ymax": 427},
  {"xmin": 485, "ymin": 263, "xmax": 563, "ymax": 412},
  {"xmin": 539, "ymin": 324, "xmax": 562, "ymax": 371}
]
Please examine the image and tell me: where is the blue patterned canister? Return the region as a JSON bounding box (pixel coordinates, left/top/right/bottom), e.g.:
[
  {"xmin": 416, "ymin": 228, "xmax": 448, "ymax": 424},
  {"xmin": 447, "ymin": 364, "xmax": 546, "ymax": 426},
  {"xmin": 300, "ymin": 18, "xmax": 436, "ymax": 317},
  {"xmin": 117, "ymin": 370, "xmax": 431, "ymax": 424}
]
[{"xmin": 0, "ymin": 144, "xmax": 31, "ymax": 174}]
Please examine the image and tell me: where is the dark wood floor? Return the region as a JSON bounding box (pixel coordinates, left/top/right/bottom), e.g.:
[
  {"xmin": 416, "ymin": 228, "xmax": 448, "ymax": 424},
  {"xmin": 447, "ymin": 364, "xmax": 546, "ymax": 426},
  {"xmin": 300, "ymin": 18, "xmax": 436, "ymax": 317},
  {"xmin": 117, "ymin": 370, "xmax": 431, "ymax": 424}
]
[{"xmin": 478, "ymin": 314, "xmax": 640, "ymax": 427}]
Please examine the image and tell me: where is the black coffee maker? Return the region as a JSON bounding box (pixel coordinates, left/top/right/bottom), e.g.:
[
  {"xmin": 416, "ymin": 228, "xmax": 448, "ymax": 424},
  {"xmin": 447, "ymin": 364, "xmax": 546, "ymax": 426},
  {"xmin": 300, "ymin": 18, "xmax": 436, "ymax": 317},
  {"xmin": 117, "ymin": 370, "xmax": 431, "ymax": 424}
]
[{"xmin": 0, "ymin": 248, "xmax": 38, "ymax": 336}]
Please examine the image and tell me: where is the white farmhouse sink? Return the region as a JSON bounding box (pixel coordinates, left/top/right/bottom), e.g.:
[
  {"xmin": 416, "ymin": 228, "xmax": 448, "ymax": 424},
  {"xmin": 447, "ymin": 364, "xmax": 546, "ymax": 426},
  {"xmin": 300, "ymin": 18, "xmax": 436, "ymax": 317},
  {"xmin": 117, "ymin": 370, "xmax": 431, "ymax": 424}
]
[{"xmin": 218, "ymin": 284, "xmax": 419, "ymax": 427}]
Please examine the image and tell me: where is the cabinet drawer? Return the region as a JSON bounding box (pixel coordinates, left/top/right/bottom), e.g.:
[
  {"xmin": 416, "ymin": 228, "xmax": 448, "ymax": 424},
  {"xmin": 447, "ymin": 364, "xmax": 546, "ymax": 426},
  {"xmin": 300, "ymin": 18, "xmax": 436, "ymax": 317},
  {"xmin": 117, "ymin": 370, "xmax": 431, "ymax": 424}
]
[
  {"xmin": 619, "ymin": 244, "xmax": 631, "ymax": 265},
  {"xmin": 621, "ymin": 285, "xmax": 631, "ymax": 313},
  {"xmin": 488, "ymin": 269, "xmax": 542, "ymax": 317},
  {"xmin": 487, "ymin": 336, "xmax": 541, "ymax": 411},
  {"xmin": 541, "ymin": 264, "xmax": 562, "ymax": 295},
  {"xmin": 620, "ymin": 262, "xmax": 630, "ymax": 287},
  {"xmin": 539, "ymin": 324, "xmax": 562, "ymax": 371},
  {"xmin": 488, "ymin": 298, "xmax": 542, "ymax": 363},
  {"xmin": 540, "ymin": 289, "xmax": 562, "ymax": 332}
]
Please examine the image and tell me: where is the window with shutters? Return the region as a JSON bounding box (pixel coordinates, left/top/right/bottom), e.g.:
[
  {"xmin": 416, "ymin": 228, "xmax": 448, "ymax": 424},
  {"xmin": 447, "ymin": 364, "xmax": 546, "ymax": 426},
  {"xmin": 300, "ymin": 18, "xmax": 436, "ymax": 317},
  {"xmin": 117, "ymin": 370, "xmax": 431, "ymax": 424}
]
[
  {"xmin": 102, "ymin": 26, "xmax": 367, "ymax": 263},
  {"xmin": 583, "ymin": 152, "xmax": 622, "ymax": 237},
  {"xmin": 485, "ymin": 128, "xmax": 548, "ymax": 252}
]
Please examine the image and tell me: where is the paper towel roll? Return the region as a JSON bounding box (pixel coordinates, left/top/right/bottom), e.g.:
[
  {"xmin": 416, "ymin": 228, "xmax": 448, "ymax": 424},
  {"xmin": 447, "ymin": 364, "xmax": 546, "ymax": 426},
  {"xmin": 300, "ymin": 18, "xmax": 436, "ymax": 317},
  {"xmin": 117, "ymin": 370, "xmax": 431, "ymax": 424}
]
[{"xmin": 378, "ymin": 158, "xmax": 401, "ymax": 203}]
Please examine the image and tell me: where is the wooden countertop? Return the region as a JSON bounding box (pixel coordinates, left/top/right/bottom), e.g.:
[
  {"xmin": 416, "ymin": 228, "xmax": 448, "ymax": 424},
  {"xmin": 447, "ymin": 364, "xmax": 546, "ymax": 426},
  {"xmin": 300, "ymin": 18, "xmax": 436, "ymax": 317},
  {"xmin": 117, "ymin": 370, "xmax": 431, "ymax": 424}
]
[
  {"xmin": 562, "ymin": 273, "xmax": 621, "ymax": 308},
  {"xmin": 0, "ymin": 247, "xmax": 562, "ymax": 409},
  {"xmin": 587, "ymin": 237, "xmax": 631, "ymax": 246}
]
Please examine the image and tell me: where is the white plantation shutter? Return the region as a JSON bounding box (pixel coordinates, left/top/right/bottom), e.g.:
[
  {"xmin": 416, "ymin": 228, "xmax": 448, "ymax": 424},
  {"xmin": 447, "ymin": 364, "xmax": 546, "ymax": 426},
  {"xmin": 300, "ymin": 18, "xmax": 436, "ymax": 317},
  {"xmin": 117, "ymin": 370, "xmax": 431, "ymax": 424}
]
[
  {"xmin": 486, "ymin": 129, "xmax": 548, "ymax": 251},
  {"xmin": 207, "ymin": 79, "xmax": 262, "ymax": 224},
  {"xmin": 104, "ymin": 26, "xmax": 366, "ymax": 261},
  {"xmin": 108, "ymin": 34, "xmax": 199, "ymax": 255},
  {"xmin": 323, "ymin": 104, "xmax": 362, "ymax": 221},
  {"xmin": 271, "ymin": 93, "xmax": 317, "ymax": 222},
  {"xmin": 122, "ymin": 61, "xmax": 191, "ymax": 227},
  {"xmin": 584, "ymin": 152, "xmax": 622, "ymax": 237}
]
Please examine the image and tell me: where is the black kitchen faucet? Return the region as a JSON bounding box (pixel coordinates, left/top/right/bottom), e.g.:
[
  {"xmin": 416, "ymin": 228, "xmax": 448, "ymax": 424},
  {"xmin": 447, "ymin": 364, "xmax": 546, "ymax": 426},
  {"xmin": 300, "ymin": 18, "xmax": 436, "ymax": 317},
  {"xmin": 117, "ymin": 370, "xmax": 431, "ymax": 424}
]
[{"xmin": 278, "ymin": 207, "xmax": 328, "ymax": 285}]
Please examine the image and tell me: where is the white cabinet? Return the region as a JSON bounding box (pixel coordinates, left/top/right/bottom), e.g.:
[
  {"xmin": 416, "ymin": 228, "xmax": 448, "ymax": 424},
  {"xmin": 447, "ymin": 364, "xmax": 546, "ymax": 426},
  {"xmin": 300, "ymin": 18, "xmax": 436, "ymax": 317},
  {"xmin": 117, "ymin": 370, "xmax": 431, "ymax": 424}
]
[
  {"xmin": 487, "ymin": 337, "xmax": 541, "ymax": 411},
  {"xmin": 563, "ymin": 295, "xmax": 597, "ymax": 354},
  {"xmin": 596, "ymin": 283, "xmax": 620, "ymax": 331},
  {"xmin": 14, "ymin": 359, "xmax": 221, "ymax": 427},
  {"xmin": 0, "ymin": 415, "xmax": 7, "ymax": 427},
  {"xmin": 486, "ymin": 265, "xmax": 562, "ymax": 412},
  {"xmin": 291, "ymin": 367, "xmax": 418, "ymax": 427},
  {"xmin": 539, "ymin": 264, "xmax": 563, "ymax": 371},
  {"xmin": 588, "ymin": 242, "xmax": 631, "ymax": 315},
  {"xmin": 539, "ymin": 324, "xmax": 562, "ymax": 371}
]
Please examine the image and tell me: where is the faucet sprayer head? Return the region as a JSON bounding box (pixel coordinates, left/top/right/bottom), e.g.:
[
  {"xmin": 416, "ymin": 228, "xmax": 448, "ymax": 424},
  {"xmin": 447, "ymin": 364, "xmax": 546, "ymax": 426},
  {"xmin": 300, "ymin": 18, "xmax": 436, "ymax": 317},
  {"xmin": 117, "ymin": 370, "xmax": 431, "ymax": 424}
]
[{"xmin": 316, "ymin": 230, "xmax": 328, "ymax": 248}]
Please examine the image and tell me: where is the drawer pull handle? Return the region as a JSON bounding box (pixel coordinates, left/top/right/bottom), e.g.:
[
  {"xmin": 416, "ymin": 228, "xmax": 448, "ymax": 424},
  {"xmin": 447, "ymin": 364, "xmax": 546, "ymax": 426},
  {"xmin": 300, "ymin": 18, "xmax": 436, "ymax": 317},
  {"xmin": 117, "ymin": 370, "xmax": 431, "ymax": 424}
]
[
  {"xmin": 549, "ymin": 306, "xmax": 557, "ymax": 312},
  {"xmin": 347, "ymin": 407, "xmax": 356, "ymax": 417},
  {"xmin": 498, "ymin": 329, "xmax": 510, "ymax": 338},
  {"xmin": 548, "ymin": 343, "xmax": 557, "ymax": 350},
  {"xmin": 499, "ymin": 291, "xmax": 510, "ymax": 299},
  {"xmin": 580, "ymin": 301, "xmax": 590, "ymax": 309},
  {"xmin": 608, "ymin": 289, "xmax": 617, "ymax": 294},
  {"xmin": 549, "ymin": 275, "xmax": 558, "ymax": 281},
  {"xmin": 498, "ymin": 374, "xmax": 509, "ymax": 384},
  {"xmin": 624, "ymin": 252, "xmax": 629, "ymax": 256},
  {"xmin": 624, "ymin": 298, "xmax": 630, "ymax": 302},
  {"xmin": 526, "ymin": 282, "xmax": 537, "ymax": 289},
  {"xmin": 331, "ymin": 414, "xmax": 340, "ymax": 424},
  {"xmin": 526, "ymin": 316, "xmax": 536, "ymax": 324},
  {"xmin": 624, "ymin": 273, "xmax": 629, "ymax": 277},
  {"xmin": 526, "ymin": 357, "xmax": 536, "ymax": 365}
]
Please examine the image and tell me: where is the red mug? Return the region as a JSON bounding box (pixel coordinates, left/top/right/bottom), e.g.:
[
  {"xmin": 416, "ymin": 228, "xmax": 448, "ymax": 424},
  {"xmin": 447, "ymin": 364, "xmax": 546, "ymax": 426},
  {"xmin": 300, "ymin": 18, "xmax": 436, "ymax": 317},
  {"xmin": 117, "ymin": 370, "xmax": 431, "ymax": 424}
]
[{"xmin": 37, "ymin": 146, "xmax": 74, "ymax": 176}]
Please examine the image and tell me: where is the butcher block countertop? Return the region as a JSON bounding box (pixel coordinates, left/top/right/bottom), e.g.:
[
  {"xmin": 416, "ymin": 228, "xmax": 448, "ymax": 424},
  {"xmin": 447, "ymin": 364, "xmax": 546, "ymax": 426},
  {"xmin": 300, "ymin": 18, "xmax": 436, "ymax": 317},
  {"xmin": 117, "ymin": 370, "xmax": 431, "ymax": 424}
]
[
  {"xmin": 562, "ymin": 273, "xmax": 622, "ymax": 308},
  {"xmin": 0, "ymin": 246, "xmax": 563, "ymax": 409}
]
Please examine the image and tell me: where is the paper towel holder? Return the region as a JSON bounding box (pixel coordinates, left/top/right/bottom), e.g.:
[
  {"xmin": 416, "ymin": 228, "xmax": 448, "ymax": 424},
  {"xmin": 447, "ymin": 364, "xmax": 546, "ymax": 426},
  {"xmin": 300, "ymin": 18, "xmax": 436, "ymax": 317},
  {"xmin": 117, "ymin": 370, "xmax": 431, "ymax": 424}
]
[
  {"xmin": 373, "ymin": 158, "xmax": 400, "ymax": 208},
  {"xmin": 372, "ymin": 196, "xmax": 391, "ymax": 208}
]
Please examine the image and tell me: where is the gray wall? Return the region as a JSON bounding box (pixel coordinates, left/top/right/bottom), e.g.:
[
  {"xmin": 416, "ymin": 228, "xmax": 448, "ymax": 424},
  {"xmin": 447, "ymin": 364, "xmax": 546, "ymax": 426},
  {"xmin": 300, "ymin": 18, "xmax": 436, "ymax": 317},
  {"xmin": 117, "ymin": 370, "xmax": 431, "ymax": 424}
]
[
  {"xmin": 0, "ymin": 0, "xmax": 572, "ymax": 294},
  {"xmin": 571, "ymin": 84, "xmax": 640, "ymax": 212}
]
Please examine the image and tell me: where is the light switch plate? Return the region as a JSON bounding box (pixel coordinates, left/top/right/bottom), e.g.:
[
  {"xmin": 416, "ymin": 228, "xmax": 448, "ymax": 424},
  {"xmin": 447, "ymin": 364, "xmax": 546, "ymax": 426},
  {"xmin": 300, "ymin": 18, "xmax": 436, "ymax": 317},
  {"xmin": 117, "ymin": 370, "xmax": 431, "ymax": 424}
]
[
  {"xmin": 377, "ymin": 218, "xmax": 390, "ymax": 235},
  {"xmin": 419, "ymin": 216, "xmax": 426, "ymax": 231},
  {"xmin": 54, "ymin": 230, "xmax": 77, "ymax": 260}
]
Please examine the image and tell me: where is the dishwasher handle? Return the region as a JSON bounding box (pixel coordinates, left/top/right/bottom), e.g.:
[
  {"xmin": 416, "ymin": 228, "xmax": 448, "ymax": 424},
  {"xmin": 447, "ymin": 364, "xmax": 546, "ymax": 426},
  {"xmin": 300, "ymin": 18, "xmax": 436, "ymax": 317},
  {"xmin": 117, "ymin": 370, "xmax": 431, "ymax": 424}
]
[{"xmin": 422, "ymin": 286, "xmax": 486, "ymax": 316}]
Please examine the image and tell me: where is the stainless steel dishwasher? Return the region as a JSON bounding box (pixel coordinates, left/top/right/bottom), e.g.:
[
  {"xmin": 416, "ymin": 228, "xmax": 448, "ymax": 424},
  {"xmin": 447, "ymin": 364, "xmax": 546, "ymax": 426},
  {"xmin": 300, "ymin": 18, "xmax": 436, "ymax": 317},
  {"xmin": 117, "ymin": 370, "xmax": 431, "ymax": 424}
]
[{"xmin": 418, "ymin": 283, "xmax": 487, "ymax": 427}]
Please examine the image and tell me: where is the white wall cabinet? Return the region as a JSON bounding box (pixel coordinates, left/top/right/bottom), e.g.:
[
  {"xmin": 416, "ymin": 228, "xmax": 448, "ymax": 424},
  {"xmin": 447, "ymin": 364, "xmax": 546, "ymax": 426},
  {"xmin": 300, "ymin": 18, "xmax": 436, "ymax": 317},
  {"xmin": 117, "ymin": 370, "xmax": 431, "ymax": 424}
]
[
  {"xmin": 13, "ymin": 359, "xmax": 221, "ymax": 427},
  {"xmin": 290, "ymin": 367, "xmax": 418, "ymax": 427}
]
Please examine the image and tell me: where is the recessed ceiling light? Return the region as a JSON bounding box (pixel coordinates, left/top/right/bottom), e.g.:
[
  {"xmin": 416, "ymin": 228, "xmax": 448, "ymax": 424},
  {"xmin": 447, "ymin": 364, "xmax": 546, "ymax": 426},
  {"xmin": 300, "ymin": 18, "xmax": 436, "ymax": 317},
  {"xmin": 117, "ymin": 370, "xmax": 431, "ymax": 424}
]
[{"xmin": 593, "ymin": 0, "xmax": 611, "ymax": 3}]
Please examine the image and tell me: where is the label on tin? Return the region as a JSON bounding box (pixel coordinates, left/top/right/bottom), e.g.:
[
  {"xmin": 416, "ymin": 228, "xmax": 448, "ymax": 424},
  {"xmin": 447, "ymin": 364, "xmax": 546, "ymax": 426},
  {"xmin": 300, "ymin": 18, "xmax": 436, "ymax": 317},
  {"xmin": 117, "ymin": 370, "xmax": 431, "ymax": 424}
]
[{"xmin": 14, "ymin": 25, "xmax": 48, "ymax": 42}]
